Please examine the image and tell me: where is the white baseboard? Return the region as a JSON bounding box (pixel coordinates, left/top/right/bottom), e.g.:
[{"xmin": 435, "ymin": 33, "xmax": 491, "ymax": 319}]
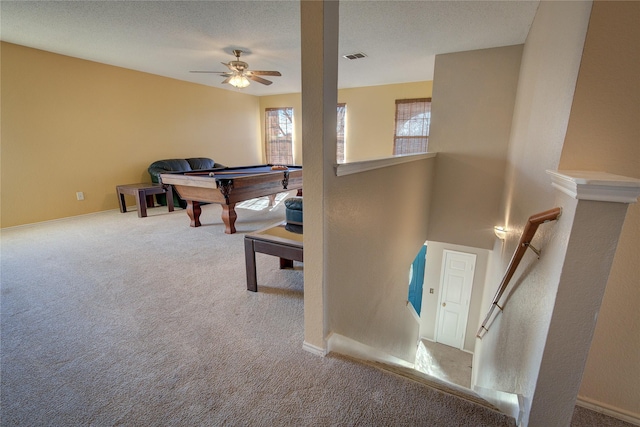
[
  {"xmin": 576, "ymin": 396, "xmax": 640, "ymax": 426},
  {"xmin": 302, "ymin": 341, "xmax": 327, "ymax": 357}
]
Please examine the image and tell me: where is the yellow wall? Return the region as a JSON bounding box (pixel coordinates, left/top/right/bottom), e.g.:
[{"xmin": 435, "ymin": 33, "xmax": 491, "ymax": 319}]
[
  {"xmin": 339, "ymin": 82, "xmax": 433, "ymax": 161},
  {"xmin": 1, "ymin": 42, "xmax": 261, "ymax": 227},
  {"xmin": 2, "ymin": 41, "xmax": 431, "ymax": 228},
  {"xmin": 259, "ymin": 81, "xmax": 432, "ymax": 164}
]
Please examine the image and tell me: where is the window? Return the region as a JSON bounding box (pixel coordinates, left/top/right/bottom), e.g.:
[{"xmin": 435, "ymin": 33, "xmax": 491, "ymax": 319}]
[
  {"xmin": 337, "ymin": 103, "xmax": 347, "ymax": 163},
  {"xmin": 265, "ymin": 107, "xmax": 294, "ymax": 164},
  {"xmin": 393, "ymin": 98, "xmax": 431, "ymax": 155}
]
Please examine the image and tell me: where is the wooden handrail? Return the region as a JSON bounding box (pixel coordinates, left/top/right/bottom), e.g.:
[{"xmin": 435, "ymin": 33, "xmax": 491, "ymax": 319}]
[{"xmin": 477, "ymin": 207, "xmax": 562, "ymax": 339}]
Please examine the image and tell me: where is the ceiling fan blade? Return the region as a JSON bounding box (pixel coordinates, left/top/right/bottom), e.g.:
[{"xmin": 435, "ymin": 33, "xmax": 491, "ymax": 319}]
[
  {"xmin": 190, "ymin": 71, "xmax": 230, "ymax": 75},
  {"xmin": 247, "ymin": 70, "xmax": 282, "ymax": 77},
  {"xmin": 221, "ymin": 76, "xmax": 233, "ymax": 84},
  {"xmin": 247, "ymin": 75, "xmax": 273, "ymax": 85}
]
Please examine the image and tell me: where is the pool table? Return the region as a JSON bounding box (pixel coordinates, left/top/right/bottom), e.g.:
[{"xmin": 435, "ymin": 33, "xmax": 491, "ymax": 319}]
[{"xmin": 160, "ymin": 164, "xmax": 302, "ymax": 234}]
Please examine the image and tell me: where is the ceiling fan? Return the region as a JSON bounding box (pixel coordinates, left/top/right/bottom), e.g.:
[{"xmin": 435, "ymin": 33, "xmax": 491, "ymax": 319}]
[{"xmin": 190, "ymin": 50, "xmax": 281, "ymax": 88}]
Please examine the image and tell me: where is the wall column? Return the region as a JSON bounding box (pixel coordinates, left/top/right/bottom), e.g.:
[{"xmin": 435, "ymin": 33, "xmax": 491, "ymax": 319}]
[
  {"xmin": 526, "ymin": 170, "xmax": 640, "ymax": 426},
  {"xmin": 300, "ymin": 0, "xmax": 339, "ymax": 354}
]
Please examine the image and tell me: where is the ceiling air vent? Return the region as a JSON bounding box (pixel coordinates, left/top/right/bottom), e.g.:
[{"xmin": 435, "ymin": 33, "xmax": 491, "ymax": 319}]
[{"xmin": 342, "ymin": 52, "xmax": 367, "ymax": 60}]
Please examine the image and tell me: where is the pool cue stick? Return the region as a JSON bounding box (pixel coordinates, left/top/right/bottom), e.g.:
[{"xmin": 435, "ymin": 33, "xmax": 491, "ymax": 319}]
[
  {"xmin": 209, "ymin": 170, "xmax": 287, "ymax": 175},
  {"xmin": 185, "ymin": 171, "xmax": 268, "ymax": 176}
]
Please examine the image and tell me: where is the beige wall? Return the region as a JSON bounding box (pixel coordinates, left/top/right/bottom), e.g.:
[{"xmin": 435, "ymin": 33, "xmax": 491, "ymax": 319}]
[
  {"xmin": 259, "ymin": 81, "xmax": 432, "ymax": 166},
  {"xmin": 473, "ymin": 2, "xmax": 593, "ymax": 425},
  {"xmin": 559, "ymin": 1, "xmax": 640, "ymax": 417},
  {"xmin": 427, "ymin": 45, "xmax": 523, "ymax": 250},
  {"xmin": 325, "ymin": 158, "xmax": 435, "ymax": 362},
  {"xmin": 1, "ymin": 42, "xmax": 261, "ymax": 227},
  {"xmin": 300, "ymin": 2, "xmax": 435, "ymax": 361},
  {"xmin": 478, "ymin": 1, "xmax": 640, "ymax": 422}
]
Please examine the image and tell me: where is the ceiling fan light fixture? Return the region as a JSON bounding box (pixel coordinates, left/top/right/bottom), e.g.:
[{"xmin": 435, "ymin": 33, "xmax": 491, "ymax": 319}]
[
  {"xmin": 229, "ymin": 74, "xmax": 250, "ymax": 88},
  {"xmin": 190, "ymin": 49, "xmax": 280, "ymax": 88}
]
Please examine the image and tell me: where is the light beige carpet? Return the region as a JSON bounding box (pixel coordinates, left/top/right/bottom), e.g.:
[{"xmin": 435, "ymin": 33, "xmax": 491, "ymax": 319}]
[
  {"xmin": 0, "ymin": 196, "xmax": 632, "ymax": 426},
  {"xmin": 415, "ymin": 340, "xmax": 472, "ymax": 389}
]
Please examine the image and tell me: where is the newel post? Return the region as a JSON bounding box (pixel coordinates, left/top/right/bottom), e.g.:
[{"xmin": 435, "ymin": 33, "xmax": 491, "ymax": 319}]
[{"xmin": 526, "ymin": 171, "xmax": 640, "ymax": 427}]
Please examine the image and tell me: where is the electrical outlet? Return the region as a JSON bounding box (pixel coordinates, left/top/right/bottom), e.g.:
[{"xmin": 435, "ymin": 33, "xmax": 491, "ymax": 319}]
[{"xmin": 76, "ymin": 192, "xmax": 84, "ymax": 201}]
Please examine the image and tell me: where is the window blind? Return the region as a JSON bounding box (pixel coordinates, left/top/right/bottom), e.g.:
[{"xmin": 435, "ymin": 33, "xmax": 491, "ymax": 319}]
[
  {"xmin": 265, "ymin": 107, "xmax": 294, "ymax": 164},
  {"xmin": 337, "ymin": 103, "xmax": 346, "ymax": 163},
  {"xmin": 393, "ymin": 98, "xmax": 431, "ymax": 155}
]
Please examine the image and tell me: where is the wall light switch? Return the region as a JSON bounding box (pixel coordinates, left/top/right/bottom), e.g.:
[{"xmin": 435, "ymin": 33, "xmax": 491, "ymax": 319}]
[
  {"xmin": 76, "ymin": 192, "xmax": 84, "ymax": 201},
  {"xmin": 430, "ymin": 288, "xmax": 434, "ymax": 294}
]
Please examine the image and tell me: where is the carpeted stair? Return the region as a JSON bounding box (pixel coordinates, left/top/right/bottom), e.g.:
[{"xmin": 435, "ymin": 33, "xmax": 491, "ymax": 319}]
[{"xmin": 337, "ymin": 353, "xmax": 516, "ymax": 426}]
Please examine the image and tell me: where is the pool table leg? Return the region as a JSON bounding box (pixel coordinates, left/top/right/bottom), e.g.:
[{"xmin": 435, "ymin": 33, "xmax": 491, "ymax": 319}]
[
  {"xmin": 221, "ymin": 203, "xmax": 237, "ymax": 234},
  {"xmin": 186, "ymin": 201, "xmax": 202, "ymax": 227}
]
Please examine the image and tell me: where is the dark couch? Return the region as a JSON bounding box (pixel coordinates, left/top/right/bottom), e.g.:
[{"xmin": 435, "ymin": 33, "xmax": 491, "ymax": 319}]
[{"xmin": 148, "ymin": 157, "xmax": 225, "ymax": 208}]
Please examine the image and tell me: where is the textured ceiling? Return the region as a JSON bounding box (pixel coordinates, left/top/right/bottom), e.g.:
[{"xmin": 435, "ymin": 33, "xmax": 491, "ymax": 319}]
[{"xmin": 1, "ymin": 1, "xmax": 540, "ymax": 96}]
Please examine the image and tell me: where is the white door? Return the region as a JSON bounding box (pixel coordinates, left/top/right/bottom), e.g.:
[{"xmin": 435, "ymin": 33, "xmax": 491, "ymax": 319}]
[{"xmin": 436, "ymin": 250, "xmax": 476, "ymax": 349}]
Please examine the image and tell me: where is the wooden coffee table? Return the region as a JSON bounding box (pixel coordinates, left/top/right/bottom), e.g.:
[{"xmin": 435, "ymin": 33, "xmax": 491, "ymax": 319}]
[
  {"xmin": 116, "ymin": 183, "xmax": 174, "ymax": 218},
  {"xmin": 244, "ymin": 221, "xmax": 303, "ymax": 292}
]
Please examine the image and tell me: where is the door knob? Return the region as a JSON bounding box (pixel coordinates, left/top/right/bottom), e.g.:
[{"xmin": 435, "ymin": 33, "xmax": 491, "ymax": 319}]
[{"xmin": 442, "ymin": 302, "xmax": 446, "ymax": 307}]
